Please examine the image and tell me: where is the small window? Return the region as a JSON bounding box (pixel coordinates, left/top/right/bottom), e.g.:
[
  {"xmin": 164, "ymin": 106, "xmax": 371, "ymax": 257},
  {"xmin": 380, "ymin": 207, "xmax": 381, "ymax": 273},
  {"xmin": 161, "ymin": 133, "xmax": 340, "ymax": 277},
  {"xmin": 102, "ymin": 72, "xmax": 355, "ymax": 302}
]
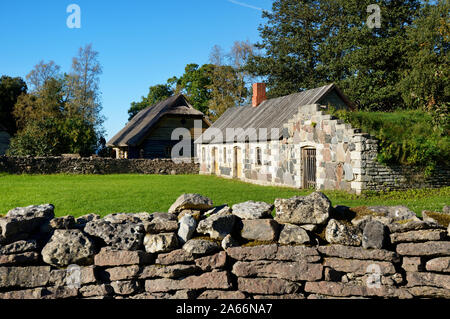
[
  {"xmin": 256, "ymin": 147, "xmax": 262, "ymax": 166},
  {"xmin": 202, "ymin": 147, "xmax": 206, "ymax": 161},
  {"xmin": 223, "ymin": 147, "xmax": 227, "ymax": 163}
]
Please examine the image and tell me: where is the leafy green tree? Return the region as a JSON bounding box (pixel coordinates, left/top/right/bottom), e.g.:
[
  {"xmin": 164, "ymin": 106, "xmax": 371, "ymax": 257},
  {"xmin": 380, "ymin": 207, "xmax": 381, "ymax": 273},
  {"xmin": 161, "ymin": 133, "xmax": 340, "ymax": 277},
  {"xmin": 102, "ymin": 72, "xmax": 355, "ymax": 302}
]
[
  {"xmin": 171, "ymin": 63, "xmax": 214, "ymax": 115},
  {"xmin": 246, "ymin": 0, "xmax": 421, "ymax": 111},
  {"xmin": 0, "ymin": 76, "xmax": 27, "ymax": 134},
  {"xmin": 128, "ymin": 84, "xmax": 174, "ymax": 120},
  {"xmin": 399, "ymin": 0, "xmax": 449, "ymax": 131}
]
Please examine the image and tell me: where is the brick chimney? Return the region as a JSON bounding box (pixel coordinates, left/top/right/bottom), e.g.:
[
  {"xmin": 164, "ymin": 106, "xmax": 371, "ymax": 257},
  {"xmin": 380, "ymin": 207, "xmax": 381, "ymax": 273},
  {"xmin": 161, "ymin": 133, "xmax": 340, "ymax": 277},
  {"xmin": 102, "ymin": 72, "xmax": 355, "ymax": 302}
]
[{"xmin": 252, "ymin": 83, "xmax": 266, "ymax": 107}]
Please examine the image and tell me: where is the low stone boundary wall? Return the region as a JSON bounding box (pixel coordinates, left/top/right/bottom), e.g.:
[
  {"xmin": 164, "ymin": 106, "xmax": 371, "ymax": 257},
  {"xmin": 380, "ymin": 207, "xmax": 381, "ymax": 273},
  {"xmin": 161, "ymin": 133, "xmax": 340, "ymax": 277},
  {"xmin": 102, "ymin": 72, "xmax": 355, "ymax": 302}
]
[
  {"xmin": 0, "ymin": 193, "xmax": 449, "ymax": 299},
  {"xmin": 0, "ymin": 156, "xmax": 199, "ymax": 175}
]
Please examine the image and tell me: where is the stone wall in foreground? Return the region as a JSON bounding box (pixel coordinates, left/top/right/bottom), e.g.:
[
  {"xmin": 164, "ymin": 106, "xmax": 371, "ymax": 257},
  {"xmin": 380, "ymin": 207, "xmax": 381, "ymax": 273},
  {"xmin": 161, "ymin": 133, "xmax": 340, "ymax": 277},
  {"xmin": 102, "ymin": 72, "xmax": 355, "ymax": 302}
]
[
  {"xmin": 0, "ymin": 156, "xmax": 199, "ymax": 175},
  {"xmin": 0, "ymin": 193, "xmax": 449, "ymax": 299}
]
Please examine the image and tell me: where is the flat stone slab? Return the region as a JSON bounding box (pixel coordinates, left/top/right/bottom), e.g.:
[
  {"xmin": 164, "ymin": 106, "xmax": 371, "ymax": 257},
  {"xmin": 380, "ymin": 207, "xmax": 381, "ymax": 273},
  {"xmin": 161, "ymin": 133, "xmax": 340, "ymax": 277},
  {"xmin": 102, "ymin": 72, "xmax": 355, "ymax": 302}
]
[
  {"xmin": 195, "ymin": 251, "xmax": 227, "ymax": 271},
  {"xmin": 323, "ymin": 258, "xmax": 396, "ymax": 275},
  {"xmin": 145, "ymin": 271, "xmax": 231, "ymax": 292},
  {"xmin": 0, "ymin": 266, "xmax": 51, "ymax": 289},
  {"xmin": 237, "ymin": 277, "xmax": 300, "ymax": 295},
  {"xmin": 425, "ymin": 257, "xmax": 450, "ymax": 272},
  {"xmin": 140, "ymin": 264, "xmax": 199, "ymax": 279},
  {"xmin": 155, "ymin": 249, "xmax": 194, "ymax": 265},
  {"xmin": 226, "ymin": 244, "xmax": 319, "ymax": 262},
  {"xmin": 390, "ymin": 229, "xmax": 447, "ymax": 244},
  {"xmin": 396, "ymin": 241, "xmax": 450, "ymax": 257},
  {"xmin": 182, "ymin": 239, "xmax": 220, "ymax": 256},
  {"xmin": 0, "ymin": 252, "xmax": 40, "ymax": 266},
  {"xmin": 406, "ymin": 272, "xmax": 450, "ymax": 289},
  {"xmin": 408, "ymin": 286, "xmax": 450, "ymax": 298},
  {"xmin": 318, "ymin": 245, "xmax": 400, "ymax": 262},
  {"xmin": 94, "ymin": 247, "xmax": 153, "ymax": 266},
  {"xmin": 232, "ymin": 260, "xmax": 323, "ymax": 281},
  {"xmin": 168, "ymin": 194, "xmax": 213, "ymax": 214},
  {"xmin": 197, "ymin": 290, "xmax": 247, "ymax": 299},
  {"xmin": 304, "ymin": 281, "xmax": 413, "ymax": 299}
]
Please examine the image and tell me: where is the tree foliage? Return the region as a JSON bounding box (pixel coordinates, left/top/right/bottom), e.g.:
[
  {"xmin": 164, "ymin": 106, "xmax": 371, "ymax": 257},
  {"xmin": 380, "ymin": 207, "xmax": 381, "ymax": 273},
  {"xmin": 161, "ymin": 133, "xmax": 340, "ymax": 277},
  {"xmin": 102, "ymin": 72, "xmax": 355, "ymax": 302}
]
[
  {"xmin": 128, "ymin": 84, "xmax": 174, "ymax": 120},
  {"xmin": 8, "ymin": 44, "xmax": 104, "ymax": 157},
  {"xmin": 245, "ymin": 0, "xmax": 424, "ymax": 111},
  {"xmin": 0, "ymin": 76, "xmax": 27, "ymax": 134}
]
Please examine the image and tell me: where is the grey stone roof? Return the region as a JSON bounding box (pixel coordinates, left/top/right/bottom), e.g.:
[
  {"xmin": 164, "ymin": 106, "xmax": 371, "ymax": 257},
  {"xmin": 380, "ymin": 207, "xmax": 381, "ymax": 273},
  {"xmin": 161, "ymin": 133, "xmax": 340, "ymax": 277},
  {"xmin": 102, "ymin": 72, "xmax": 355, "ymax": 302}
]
[{"xmin": 197, "ymin": 83, "xmax": 353, "ymax": 144}]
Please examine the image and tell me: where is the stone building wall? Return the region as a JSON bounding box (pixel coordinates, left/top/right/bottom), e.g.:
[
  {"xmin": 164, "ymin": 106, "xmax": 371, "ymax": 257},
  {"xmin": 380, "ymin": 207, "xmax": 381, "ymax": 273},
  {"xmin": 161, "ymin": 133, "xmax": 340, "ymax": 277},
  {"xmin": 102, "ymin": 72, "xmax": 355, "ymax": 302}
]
[
  {"xmin": 198, "ymin": 104, "xmax": 450, "ymax": 193},
  {"xmin": 0, "ymin": 192, "xmax": 449, "ymax": 299},
  {"xmin": 0, "ymin": 156, "xmax": 199, "ymax": 175}
]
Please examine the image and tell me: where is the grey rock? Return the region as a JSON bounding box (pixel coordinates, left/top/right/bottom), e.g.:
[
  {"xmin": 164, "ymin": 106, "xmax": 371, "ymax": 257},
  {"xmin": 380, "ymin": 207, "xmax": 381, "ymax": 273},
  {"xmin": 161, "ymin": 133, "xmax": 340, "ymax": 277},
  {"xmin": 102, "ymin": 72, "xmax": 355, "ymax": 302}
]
[
  {"xmin": 177, "ymin": 214, "xmax": 197, "ymax": 244},
  {"xmin": 325, "ymin": 219, "xmax": 362, "ymax": 246},
  {"xmin": 75, "ymin": 214, "xmax": 100, "ymax": 228},
  {"xmin": 367, "ymin": 206, "xmax": 419, "ymax": 222},
  {"xmin": 231, "ymin": 201, "xmax": 273, "ymax": 220},
  {"xmin": 0, "ymin": 204, "xmax": 55, "ymax": 241},
  {"xmin": 221, "ymin": 234, "xmax": 239, "ymax": 250},
  {"xmin": 204, "ymin": 205, "xmax": 231, "ymax": 217},
  {"xmin": 278, "ymin": 223, "xmax": 310, "ymax": 245},
  {"xmin": 240, "ymin": 219, "xmax": 279, "ymax": 242},
  {"xmin": 151, "ymin": 212, "xmax": 177, "ymax": 221},
  {"xmin": 300, "ymin": 224, "xmax": 318, "ymax": 232},
  {"xmin": 0, "ymin": 266, "xmax": 51, "ymax": 289},
  {"xmin": 144, "ymin": 233, "xmax": 179, "ymax": 254},
  {"xmin": 144, "ymin": 219, "xmax": 178, "ymax": 234},
  {"xmin": 182, "ymin": 239, "xmax": 220, "ymax": 256},
  {"xmin": 444, "ymin": 206, "xmax": 450, "ymax": 214},
  {"xmin": 84, "ymin": 216, "xmax": 145, "ymax": 251},
  {"xmin": 41, "ymin": 229, "xmax": 96, "ymax": 267},
  {"xmin": 422, "ymin": 211, "xmax": 450, "ymax": 228},
  {"xmin": 0, "ymin": 240, "xmax": 37, "ymax": 255},
  {"xmin": 197, "ymin": 212, "xmax": 236, "ymax": 240},
  {"xmin": 168, "ymin": 194, "xmax": 213, "ymax": 214},
  {"xmin": 274, "ymin": 192, "xmax": 331, "ymax": 225},
  {"xmin": 362, "ymin": 220, "xmax": 389, "ymax": 249},
  {"xmin": 49, "ymin": 216, "xmax": 76, "ymax": 229}
]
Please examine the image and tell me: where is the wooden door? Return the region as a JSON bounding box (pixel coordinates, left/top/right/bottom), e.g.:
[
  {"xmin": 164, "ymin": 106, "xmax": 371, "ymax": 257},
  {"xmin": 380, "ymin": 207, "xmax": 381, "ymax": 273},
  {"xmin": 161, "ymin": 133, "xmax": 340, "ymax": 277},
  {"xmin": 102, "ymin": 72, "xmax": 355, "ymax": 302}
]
[
  {"xmin": 302, "ymin": 148, "xmax": 316, "ymax": 189},
  {"xmin": 212, "ymin": 148, "xmax": 219, "ymax": 175},
  {"xmin": 233, "ymin": 147, "xmax": 242, "ymax": 178}
]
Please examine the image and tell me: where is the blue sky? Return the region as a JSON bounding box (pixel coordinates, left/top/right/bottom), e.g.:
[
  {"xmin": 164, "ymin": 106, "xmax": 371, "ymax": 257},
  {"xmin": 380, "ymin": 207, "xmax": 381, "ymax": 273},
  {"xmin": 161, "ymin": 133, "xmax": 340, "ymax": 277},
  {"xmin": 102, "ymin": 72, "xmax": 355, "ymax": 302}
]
[{"xmin": 0, "ymin": 0, "xmax": 273, "ymax": 139}]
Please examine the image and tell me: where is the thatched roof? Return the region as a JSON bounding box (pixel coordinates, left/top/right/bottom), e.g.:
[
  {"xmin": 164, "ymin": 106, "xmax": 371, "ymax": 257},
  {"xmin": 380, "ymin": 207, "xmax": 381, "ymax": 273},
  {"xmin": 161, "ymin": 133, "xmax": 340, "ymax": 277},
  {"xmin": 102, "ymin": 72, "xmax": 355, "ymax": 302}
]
[
  {"xmin": 107, "ymin": 94, "xmax": 207, "ymax": 147},
  {"xmin": 197, "ymin": 83, "xmax": 353, "ymax": 144}
]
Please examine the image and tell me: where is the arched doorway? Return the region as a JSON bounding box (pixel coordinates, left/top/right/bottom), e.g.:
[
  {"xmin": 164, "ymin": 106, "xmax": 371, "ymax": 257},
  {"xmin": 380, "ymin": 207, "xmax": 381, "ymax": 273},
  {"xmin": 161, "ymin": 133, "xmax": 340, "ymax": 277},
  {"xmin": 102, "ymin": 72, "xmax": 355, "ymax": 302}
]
[
  {"xmin": 233, "ymin": 147, "xmax": 242, "ymax": 178},
  {"xmin": 302, "ymin": 147, "xmax": 316, "ymax": 189},
  {"xmin": 211, "ymin": 147, "xmax": 219, "ymax": 175}
]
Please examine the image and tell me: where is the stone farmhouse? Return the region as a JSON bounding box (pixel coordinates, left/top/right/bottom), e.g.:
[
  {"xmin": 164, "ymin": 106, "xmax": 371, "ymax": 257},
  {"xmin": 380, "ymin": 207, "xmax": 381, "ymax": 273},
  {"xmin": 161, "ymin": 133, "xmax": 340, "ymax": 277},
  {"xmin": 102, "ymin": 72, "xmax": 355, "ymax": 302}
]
[
  {"xmin": 196, "ymin": 83, "xmax": 449, "ymax": 194},
  {"xmin": 0, "ymin": 124, "xmax": 10, "ymax": 156},
  {"xmin": 108, "ymin": 94, "xmax": 210, "ymax": 159}
]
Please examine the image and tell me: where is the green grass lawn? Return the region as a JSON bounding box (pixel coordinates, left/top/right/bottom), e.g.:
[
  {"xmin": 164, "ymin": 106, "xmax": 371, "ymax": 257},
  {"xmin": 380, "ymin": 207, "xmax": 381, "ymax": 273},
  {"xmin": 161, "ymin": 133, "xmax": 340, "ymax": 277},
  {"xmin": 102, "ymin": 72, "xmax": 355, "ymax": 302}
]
[{"xmin": 0, "ymin": 174, "xmax": 448, "ymax": 217}]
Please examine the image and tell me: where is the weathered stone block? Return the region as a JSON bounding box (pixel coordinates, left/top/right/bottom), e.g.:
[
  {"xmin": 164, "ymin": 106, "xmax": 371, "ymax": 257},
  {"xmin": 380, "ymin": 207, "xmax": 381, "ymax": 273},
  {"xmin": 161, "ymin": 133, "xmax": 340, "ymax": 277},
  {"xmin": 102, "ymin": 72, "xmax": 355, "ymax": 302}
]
[
  {"xmin": 232, "ymin": 260, "xmax": 323, "ymax": 281},
  {"xmin": 182, "ymin": 239, "xmax": 220, "ymax": 256},
  {"xmin": 402, "ymin": 257, "xmax": 425, "ymax": 272},
  {"xmin": 144, "ymin": 232, "xmax": 179, "ymax": 254},
  {"xmin": 318, "ymin": 245, "xmax": 399, "ymax": 262},
  {"xmin": 110, "ymin": 280, "xmax": 142, "ymax": 295},
  {"xmin": 0, "ymin": 266, "xmax": 51, "ymax": 289},
  {"xmin": 195, "ymin": 251, "xmax": 227, "ymax": 271},
  {"xmin": 145, "ymin": 271, "xmax": 231, "ymax": 292},
  {"xmin": 140, "ymin": 264, "xmax": 198, "ymax": 279},
  {"xmin": 396, "ymin": 241, "xmax": 450, "ymax": 257},
  {"xmin": 100, "ymin": 265, "xmax": 140, "ymax": 281},
  {"xmin": 278, "ymin": 223, "xmax": 310, "ymax": 245},
  {"xmin": 197, "ymin": 290, "xmax": 246, "ymax": 299},
  {"xmin": 231, "ymin": 201, "xmax": 274, "ymax": 220},
  {"xmin": 240, "ymin": 219, "xmax": 279, "ymax": 242},
  {"xmin": 390, "ymin": 229, "xmax": 447, "ymax": 244},
  {"xmin": 323, "ymin": 258, "xmax": 396, "ymax": 275},
  {"xmin": 94, "ymin": 247, "xmax": 153, "ymax": 266},
  {"xmin": 274, "ymin": 192, "xmax": 331, "ymax": 225},
  {"xmin": 168, "ymin": 194, "xmax": 213, "ymax": 214},
  {"xmin": 406, "ymin": 272, "xmax": 450, "ymax": 289},
  {"xmin": 237, "ymin": 277, "xmax": 300, "ymax": 295},
  {"xmin": 155, "ymin": 249, "xmax": 194, "ymax": 265},
  {"xmin": 0, "ymin": 252, "xmax": 40, "ymax": 266},
  {"xmin": 425, "ymin": 257, "xmax": 450, "ymax": 273}
]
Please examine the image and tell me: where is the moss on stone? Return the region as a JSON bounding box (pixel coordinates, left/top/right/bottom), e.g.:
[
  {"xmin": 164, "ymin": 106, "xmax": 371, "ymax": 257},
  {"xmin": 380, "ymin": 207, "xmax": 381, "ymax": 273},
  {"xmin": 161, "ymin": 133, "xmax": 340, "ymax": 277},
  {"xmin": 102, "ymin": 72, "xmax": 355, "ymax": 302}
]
[
  {"xmin": 424, "ymin": 211, "xmax": 450, "ymax": 227},
  {"xmin": 350, "ymin": 206, "xmax": 385, "ymax": 219},
  {"xmin": 242, "ymin": 240, "xmax": 276, "ymax": 247},
  {"xmin": 190, "ymin": 236, "xmax": 221, "ymax": 244}
]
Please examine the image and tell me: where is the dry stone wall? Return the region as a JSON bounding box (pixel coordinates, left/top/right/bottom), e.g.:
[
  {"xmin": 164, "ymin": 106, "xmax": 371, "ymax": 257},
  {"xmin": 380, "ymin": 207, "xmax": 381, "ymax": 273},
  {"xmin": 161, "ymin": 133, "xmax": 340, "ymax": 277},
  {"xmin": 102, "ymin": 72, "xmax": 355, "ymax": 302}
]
[
  {"xmin": 0, "ymin": 193, "xmax": 449, "ymax": 299},
  {"xmin": 0, "ymin": 156, "xmax": 199, "ymax": 175}
]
